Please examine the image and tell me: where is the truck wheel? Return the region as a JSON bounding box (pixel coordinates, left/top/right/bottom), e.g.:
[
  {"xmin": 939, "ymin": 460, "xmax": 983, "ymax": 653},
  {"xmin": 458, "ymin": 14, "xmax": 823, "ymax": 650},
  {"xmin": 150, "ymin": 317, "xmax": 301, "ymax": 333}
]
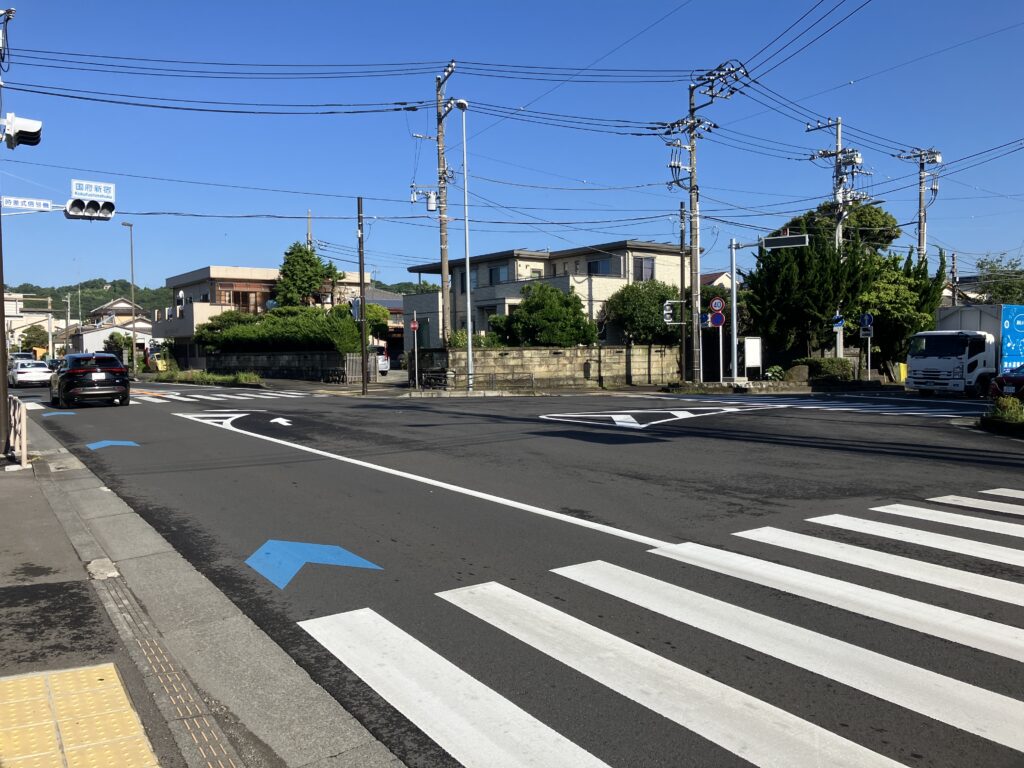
[{"xmin": 973, "ymin": 376, "xmax": 991, "ymax": 399}]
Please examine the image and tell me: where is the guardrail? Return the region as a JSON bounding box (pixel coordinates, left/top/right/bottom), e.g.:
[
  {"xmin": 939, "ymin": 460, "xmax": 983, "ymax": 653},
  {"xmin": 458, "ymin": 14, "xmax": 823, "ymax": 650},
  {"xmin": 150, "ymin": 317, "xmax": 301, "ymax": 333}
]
[{"xmin": 6, "ymin": 394, "xmax": 29, "ymax": 468}]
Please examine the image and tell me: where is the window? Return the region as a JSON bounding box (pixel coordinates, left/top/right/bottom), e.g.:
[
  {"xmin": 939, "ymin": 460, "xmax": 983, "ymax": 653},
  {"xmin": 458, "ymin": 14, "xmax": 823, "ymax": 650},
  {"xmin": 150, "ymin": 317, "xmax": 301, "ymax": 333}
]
[
  {"xmin": 471, "ymin": 268, "xmax": 478, "ymax": 289},
  {"xmin": 967, "ymin": 337, "xmax": 987, "ymax": 357},
  {"xmin": 587, "ymin": 258, "xmax": 612, "ymax": 275},
  {"xmin": 489, "ymin": 264, "xmax": 509, "ymax": 284},
  {"xmin": 200, "ymin": 292, "xmax": 210, "ymax": 302},
  {"xmin": 530, "ymin": 268, "xmax": 542, "ymax": 279},
  {"xmin": 633, "ymin": 256, "xmax": 654, "ymax": 282},
  {"xmin": 459, "ymin": 271, "xmax": 466, "ymax": 293}
]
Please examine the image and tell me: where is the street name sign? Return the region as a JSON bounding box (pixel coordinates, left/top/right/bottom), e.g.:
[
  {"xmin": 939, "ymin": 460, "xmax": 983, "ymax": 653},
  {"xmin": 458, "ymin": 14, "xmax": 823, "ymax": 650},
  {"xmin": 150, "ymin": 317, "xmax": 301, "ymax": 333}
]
[
  {"xmin": 2, "ymin": 196, "xmax": 52, "ymax": 211},
  {"xmin": 71, "ymin": 179, "xmax": 116, "ymax": 202},
  {"xmin": 762, "ymin": 234, "xmax": 810, "ymax": 249}
]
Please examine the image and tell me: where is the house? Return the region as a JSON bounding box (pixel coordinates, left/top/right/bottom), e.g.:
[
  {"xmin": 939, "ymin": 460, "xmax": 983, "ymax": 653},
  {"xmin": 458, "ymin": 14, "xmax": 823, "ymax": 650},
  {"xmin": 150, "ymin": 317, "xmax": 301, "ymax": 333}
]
[
  {"xmin": 61, "ymin": 297, "xmax": 153, "ymax": 355},
  {"xmin": 3, "ymin": 292, "xmax": 67, "ymax": 356},
  {"xmin": 150, "ymin": 265, "xmax": 378, "ymax": 368},
  {"xmin": 701, "ymin": 271, "xmax": 732, "ymax": 290},
  {"xmin": 405, "ymin": 240, "xmax": 689, "ymax": 348}
]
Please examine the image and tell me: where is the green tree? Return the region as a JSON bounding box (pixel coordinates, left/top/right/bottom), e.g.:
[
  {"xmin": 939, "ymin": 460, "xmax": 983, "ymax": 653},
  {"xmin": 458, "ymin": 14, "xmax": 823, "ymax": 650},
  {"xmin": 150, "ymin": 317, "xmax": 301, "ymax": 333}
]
[
  {"xmin": 18, "ymin": 324, "xmax": 49, "ymax": 351},
  {"xmin": 373, "ymin": 280, "xmax": 440, "ymax": 295},
  {"xmin": 275, "ymin": 242, "xmax": 330, "ymax": 307},
  {"xmin": 492, "ymin": 283, "xmax": 597, "ymax": 347},
  {"xmin": 852, "ymin": 253, "xmax": 939, "ymax": 363},
  {"xmin": 103, "ymin": 331, "xmax": 130, "ymax": 354},
  {"xmin": 193, "ymin": 310, "xmax": 260, "ymax": 348},
  {"xmin": 743, "ymin": 202, "xmax": 893, "ymax": 361},
  {"xmin": 604, "ymin": 280, "xmax": 680, "ymax": 344},
  {"xmin": 975, "ymin": 254, "xmax": 1024, "ymax": 304},
  {"xmin": 364, "ymin": 304, "xmax": 390, "ymax": 341}
]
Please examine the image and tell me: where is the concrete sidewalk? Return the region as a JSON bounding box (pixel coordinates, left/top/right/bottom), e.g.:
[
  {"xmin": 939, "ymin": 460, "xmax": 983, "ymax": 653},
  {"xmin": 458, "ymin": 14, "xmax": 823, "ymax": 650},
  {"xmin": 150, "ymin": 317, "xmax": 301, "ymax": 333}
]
[{"xmin": 1, "ymin": 421, "xmax": 403, "ymax": 768}]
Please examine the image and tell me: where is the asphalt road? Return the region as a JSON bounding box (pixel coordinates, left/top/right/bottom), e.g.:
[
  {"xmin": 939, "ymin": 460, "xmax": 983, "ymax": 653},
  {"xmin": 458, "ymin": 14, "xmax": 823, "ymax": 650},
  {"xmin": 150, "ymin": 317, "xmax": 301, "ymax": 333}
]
[{"xmin": 20, "ymin": 381, "xmax": 1024, "ymax": 768}]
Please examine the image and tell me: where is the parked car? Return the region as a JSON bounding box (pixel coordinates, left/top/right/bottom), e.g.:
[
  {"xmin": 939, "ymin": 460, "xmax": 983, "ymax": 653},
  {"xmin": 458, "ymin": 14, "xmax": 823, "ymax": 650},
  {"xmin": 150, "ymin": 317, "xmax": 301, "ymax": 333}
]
[
  {"xmin": 49, "ymin": 352, "xmax": 130, "ymax": 407},
  {"xmin": 7, "ymin": 351, "xmax": 34, "ymax": 368},
  {"xmin": 8, "ymin": 360, "xmax": 52, "ymax": 387},
  {"xmin": 990, "ymin": 363, "xmax": 1024, "ymax": 401}
]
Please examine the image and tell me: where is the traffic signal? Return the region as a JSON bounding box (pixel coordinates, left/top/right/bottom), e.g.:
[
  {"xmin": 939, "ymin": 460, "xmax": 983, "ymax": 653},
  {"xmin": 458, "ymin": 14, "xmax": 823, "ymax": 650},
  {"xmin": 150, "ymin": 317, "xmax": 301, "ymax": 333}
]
[
  {"xmin": 663, "ymin": 301, "xmax": 674, "ymax": 324},
  {"xmin": 2, "ymin": 112, "xmax": 42, "ymax": 149},
  {"xmin": 64, "ymin": 198, "xmax": 115, "ymax": 221}
]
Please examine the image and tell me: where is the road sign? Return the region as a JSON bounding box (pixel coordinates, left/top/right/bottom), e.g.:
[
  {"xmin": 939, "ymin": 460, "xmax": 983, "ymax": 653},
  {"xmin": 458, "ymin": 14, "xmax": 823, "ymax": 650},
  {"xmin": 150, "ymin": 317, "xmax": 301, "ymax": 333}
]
[
  {"xmin": 832, "ymin": 315, "xmax": 844, "ymax": 331},
  {"xmin": 709, "ymin": 296, "xmax": 725, "ymax": 312},
  {"xmin": 762, "ymin": 234, "xmax": 810, "ymax": 250},
  {"xmin": 860, "ymin": 312, "xmax": 874, "ymax": 328},
  {"xmin": 700, "ymin": 312, "xmax": 710, "ymax": 328},
  {"xmin": 2, "ymin": 196, "xmax": 52, "ymax": 211},
  {"xmin": 410, "ymin": 320, "xmax": 419, "ymax": 331},
  {"xmin": 71, "ymin": 179, "xmax": 116, "ymax": 203},
  {"xmin": 710, "ymin": 311, "xmax": 725, "ymax": 328},
  {"xmin": 860, "ymin": 327, "xmax": 874, "ymax": 339}
]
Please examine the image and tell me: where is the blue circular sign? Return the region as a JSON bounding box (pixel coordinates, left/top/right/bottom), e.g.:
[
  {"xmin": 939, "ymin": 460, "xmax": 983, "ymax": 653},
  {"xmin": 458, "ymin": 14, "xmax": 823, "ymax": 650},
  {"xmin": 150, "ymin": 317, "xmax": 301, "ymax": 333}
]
[{"xmin": 710, "ymin": 311, "xmax": 726, "ymax": 327}]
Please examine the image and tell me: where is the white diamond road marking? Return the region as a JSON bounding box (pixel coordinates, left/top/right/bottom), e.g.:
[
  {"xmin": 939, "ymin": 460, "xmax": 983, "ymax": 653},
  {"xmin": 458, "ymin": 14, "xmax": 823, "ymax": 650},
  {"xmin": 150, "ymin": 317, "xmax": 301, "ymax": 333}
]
[
  {"xmin": 554, "ymin": 560, "xmax": 1024, "ymax": 752},
  {"xmin": 651, "ymin": 542, "xmax": 1024, "ymax": 663},
  {"xmin": 539, "ymin": 408, "xmax": 740, "ymax": 429},
  {"xmin": 299, "ymin": 609, "xmax": 610, "ymax": 768},
  {"xmin": 439, "ymin": 582, "xmax": 904, "ymax": 768}
]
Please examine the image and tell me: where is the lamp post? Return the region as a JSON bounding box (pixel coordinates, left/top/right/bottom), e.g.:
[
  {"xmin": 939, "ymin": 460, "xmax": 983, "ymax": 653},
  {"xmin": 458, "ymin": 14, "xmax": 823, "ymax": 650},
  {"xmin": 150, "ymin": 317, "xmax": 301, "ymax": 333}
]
[
  {"xmin": 455, "ymin": 98, "xmax": 473, "ymax": 391},
  {"xmin": 121, "ymin": 221, "xmax": 136, "ymax": 373}
]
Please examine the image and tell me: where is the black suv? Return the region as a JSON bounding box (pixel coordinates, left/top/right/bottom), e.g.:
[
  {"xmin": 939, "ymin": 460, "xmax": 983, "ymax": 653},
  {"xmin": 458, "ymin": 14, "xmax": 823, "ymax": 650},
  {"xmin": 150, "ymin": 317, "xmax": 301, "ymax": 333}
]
[{"xmin": 50, "ymin": 353, "xmax": 130, "ymax": 407}]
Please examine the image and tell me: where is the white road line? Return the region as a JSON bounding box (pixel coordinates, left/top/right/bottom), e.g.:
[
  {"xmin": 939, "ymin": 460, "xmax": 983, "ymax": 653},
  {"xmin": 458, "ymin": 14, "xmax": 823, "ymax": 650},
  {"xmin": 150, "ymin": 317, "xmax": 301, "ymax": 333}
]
[
  {"xmin": 173, "ymin": 412, "xmax": 669, "ymax": 548},
  {"xmin": 261, "ymin": 392, "xmax": 304, "ymax": 398},
  {"xmin": 871, "ymin": 504, "xmax": 1024, "ymax": 540},
  {"xmin": 208, "ymin": 393, "xmax": 256, "ymax": 400},
  {"xmin": 555, "ymin": 560, "xmax": 1024, "ymax": 752},
  {"xmin": 133, "ymin": 395, "xmax": 166, "ymax": 403},
  {"xmin": 813, "ymin": 514, "xmax": 1024, "ymax": 568},
  {"xmin": 299, "ymin": 609, "xmax": 608, "ymax": 768},
  {"xmin": 22, "ymin": 401, "xmax": 44, "ymax": 410},
  {"xmin": 440, "ymin": 582, "xmax": 903, "ymax": 768},
  {"xmin": 929, "ymin": 494, "xmax": 1024, "ymax": 517},
  {"xmin": 984, "ymin": 488, "xmax": 1024, "ymax": 500},
  {"xmin": 735, "ymin": 526, "xmax": 1024, "ymax": 606},
  {"xmin": 157, "ymin": 393, "xmax": 199, "ymax": 402},
  {"xmin": 650, "ymin": 542, "xmax": 1024, "ymax": 663},
  {"xmin": 187, "ymin": 394, "xmax": 229, "ymax": 401}
]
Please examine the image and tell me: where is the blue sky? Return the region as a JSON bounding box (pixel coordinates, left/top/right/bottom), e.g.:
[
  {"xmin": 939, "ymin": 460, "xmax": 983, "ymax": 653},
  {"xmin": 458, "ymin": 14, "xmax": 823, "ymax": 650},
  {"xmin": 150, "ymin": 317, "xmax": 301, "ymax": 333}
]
[{"xmin": 1, "ymin": 1, "xmax": 1022, "ymax": 295}]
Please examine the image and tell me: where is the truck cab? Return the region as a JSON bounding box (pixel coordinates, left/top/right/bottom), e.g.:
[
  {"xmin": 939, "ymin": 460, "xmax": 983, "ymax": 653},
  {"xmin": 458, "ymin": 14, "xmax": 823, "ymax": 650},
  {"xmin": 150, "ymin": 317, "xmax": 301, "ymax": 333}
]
[{"xmin": 905, "ymin": 330, "xmax": 994, "ymax": 396}]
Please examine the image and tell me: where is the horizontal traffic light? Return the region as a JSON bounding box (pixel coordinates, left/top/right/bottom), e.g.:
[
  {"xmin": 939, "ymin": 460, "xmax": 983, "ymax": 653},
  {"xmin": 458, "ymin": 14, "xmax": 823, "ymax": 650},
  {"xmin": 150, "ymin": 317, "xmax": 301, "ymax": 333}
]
[
  {"xmin": 2, "ymin": 112, "xmax": 42, "ymax": 149},
  {"xmin": 64, "ymin": 198, "xmax": 116, "ymax": 221}
]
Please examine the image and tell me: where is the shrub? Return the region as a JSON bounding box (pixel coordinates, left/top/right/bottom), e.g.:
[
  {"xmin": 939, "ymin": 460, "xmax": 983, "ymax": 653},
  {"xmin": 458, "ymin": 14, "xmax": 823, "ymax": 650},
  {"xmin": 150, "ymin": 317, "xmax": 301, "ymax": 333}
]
[
  {"xmin": 793, "ymin": 356, "xmax": 853, "ymax": 381},
  {"xmin": 765, "ymin": 365, "xmax": 785, "ymax": 381},
  {"xmin": 990, "ymin": 396, "xmax": 1024, "ymax": 423}
]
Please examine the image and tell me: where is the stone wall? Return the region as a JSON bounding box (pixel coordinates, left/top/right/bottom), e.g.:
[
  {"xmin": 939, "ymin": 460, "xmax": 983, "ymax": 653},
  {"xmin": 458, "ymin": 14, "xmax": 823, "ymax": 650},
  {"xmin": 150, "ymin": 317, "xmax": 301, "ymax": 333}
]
[{"xmin": 435, "ymin": 345, "xmax": 680, "ymax": 389}]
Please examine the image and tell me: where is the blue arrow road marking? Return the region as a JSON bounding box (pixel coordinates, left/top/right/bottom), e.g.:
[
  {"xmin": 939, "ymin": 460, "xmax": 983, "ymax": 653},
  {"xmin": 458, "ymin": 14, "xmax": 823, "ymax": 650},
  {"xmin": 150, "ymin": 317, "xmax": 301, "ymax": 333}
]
[
  {"xmin": 86, "ymin": 440, "xmax": 139, "ymax": 451},
  {"xmin": 246, "ymin": 540, "xmax": 382, "ymax": 589},
  {"xmin": 42, "ymin": 412, "xmax": 77, "ymax": 417}
]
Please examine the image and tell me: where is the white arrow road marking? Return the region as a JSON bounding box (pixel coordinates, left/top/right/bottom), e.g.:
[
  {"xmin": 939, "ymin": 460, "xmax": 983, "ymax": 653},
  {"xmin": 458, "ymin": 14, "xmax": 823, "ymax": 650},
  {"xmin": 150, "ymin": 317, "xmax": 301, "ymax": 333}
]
[{"xmin": 270, "ymin": 417, "xmax": 292, "ymax": 426}]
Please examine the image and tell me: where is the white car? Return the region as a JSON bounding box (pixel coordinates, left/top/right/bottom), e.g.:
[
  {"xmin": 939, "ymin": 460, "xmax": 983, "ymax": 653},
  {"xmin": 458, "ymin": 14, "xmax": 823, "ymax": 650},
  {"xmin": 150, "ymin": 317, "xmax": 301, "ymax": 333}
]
[{"xmin": 9, "ymin": 359, "xmax": 52, "ymax": 387}]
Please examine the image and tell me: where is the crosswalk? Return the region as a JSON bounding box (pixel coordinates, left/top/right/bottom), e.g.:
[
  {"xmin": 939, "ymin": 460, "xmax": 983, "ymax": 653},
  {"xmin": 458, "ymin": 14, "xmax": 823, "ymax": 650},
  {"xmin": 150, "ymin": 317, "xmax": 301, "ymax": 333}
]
[
  {"xmin": 300, "ymin": 488, "xmax": 1024, "ymax": 767},
  {"xmin": 129, "ymin": 388, "xmax": 313, "ymax": 405}
]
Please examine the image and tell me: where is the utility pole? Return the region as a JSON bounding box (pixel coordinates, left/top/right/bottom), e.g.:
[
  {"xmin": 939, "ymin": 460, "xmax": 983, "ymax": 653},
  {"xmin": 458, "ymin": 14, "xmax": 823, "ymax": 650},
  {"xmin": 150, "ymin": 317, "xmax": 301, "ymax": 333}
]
[
  {"xmin": 678, "ymin": 200, "xmax": 686, "ymax": 381},
  {"xmin": 46, "ymin": 296, "xmax": 52, "ymax": 358},
  {"xmin": 898, "ymin": 148, "xmax": 942, "ymax": 268},
  {"xmin": 951, "ymin": 251, "xmax": 958, "ymax": 307},
  {"xmin": 435, "ymin": 60, "xmax": 456, "ymax": 348},
  {"xmin": 807, "ymin": 117, "xmax": 867, "ymax": 359},
  {"xmin": 357, "ymin": 197, "xmax": 367, "ymax": 396},
  {"xmin": 0, "ymin": 206, "xmax": 9, "ymax": 453},
  {"xmin": 306, "ymin": 209, "xmax": 313, "ymax": 249},
  {"xmin": 666, "ymin": 61, "xmax": 744, "ymax": 383},
  {"xmin": 64, "ymin": 294, "xmax": 70, "ymax": 353}
]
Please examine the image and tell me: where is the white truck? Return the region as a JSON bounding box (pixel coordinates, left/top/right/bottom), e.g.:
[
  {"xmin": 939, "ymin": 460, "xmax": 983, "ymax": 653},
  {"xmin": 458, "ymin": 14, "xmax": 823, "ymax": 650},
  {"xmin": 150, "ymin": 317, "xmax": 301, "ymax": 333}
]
[{"xmin": 905, "ymin": 304, "xmax": 1024, "ymax": 396}]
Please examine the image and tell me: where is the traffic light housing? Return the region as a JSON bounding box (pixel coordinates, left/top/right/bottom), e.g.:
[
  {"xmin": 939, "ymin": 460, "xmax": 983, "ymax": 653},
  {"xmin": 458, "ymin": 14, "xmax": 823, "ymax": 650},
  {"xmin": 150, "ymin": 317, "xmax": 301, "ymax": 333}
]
[
  {"xmin": 2, "ymin": 112, "xmax": 42, "ymax": 149},
  {"xmin": 663, "ymin": 301, "xmax": 674, "ymax": 324},
  {"xmin": 64, "ymin": 198, "xmax": 115, "ymax": 221}
]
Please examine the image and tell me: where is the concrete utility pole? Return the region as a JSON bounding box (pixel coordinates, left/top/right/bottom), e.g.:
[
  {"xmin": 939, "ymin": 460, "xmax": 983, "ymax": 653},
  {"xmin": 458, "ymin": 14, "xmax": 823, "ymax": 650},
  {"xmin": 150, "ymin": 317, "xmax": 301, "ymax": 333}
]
[
  {"xmin": 357, "ymin": 197, "xmax": 368, "ymax": 396},
  {"xmin": 435, "ymin": 60, "xmax": 456, "ymax": 348},
  {"xmin": 678, "ymin": 200, "xmax": 687, "ymax": 381},
  {"xmin": 121, "ymin": 221, "xmax": 136, "ymax": 371},
  {"xmin": 951, "ymin": 251, "xmax": 958, "ymax": 307},
  {"xmin": 0, "ymin": 208, "xmax": 9, "ymax": 453},
  {"xmin": 898, "ymin": 148, "xmax": 942, "ymax": 268},
  {"xmin": 666, "ymin": 61, "xmax": 744, "ymax": 383},
  {"xmin": 306, "ymin": 209, "xmax": 313, "ymax": 249}
]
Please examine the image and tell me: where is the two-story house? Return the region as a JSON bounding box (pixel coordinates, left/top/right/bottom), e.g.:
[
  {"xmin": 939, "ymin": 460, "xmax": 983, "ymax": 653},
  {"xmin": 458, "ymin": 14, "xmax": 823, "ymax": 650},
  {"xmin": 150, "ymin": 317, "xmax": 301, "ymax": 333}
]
[{"xmin": 404, "ymin": 240, "xmax": 687, "ymax": 347}]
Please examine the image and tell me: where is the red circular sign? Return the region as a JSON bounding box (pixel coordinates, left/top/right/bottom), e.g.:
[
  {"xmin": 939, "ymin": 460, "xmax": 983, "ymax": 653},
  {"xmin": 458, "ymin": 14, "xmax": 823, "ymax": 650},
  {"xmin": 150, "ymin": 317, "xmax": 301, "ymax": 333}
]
[
  {"xmin": 709, "ymin": 297, "xmax": 726, "ymax": 312},
  {"xmin": 410, "ymin": 320, "xmax": 419, "ymax": 331}
]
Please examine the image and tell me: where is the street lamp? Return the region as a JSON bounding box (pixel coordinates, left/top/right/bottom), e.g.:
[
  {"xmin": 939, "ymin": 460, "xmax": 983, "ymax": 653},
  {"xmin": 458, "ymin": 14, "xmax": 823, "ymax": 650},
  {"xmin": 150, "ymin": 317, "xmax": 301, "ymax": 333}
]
[
  {"xmin": 455, "ymin": 98, "xmax": 473, "ymax": 391},
  {"xmin": 121, "ymin": 221, "xmax": 136, "ymax": 373}
]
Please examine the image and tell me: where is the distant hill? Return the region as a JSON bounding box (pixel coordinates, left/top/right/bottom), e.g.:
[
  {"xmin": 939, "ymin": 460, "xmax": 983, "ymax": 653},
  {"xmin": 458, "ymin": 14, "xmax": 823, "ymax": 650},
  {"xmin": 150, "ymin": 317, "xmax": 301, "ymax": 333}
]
[
  {"xmin": 6, "ymin": 278, "xmax": 172, "ymax": 319},
  {"xmin": 372, "ymin": 280, "xmax": 439, "ymax": 295}
]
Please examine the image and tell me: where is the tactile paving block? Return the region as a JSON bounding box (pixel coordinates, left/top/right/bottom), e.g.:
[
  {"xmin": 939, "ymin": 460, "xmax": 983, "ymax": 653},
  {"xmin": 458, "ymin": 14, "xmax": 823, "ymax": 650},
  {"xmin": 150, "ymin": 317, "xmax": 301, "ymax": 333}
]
[
  {"xmin": 59, "ymin": 710, "xmax": 143, "ymax": 747},
  {"xmin": 0, "ymin": 697, "xmax": 52, "ymax": 729},
  {"xmin": 0, "ymin": 675, "xmax": 47, "ymax": 704},
  {"xmin": 46, "ymin": 664, "xmax": 120, "ymax": 698},
  {"xmin": 65, "ymin": 735, "xmax": 160, "ymax": 768},
  {"xmin": 2, "ymin": 752, "xmax": 66, "ymax": 768},
  {"xmin": 0, "ymin": 721, "xmax": 58, "ymax": 757},
  {"xmin": 52, "ymin": 686, "xmax": 131, "ymax": 722}
]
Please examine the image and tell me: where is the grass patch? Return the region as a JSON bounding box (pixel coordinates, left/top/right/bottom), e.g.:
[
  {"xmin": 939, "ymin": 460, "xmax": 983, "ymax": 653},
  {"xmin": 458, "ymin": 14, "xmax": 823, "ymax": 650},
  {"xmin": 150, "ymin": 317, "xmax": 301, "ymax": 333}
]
[
  {"xmin": 153, "ymin": 370, "xmax": 263, "ymax": 387},
  {"xmin": 979, "ymin": 396, "xmax": 1024, "ymax": 437}
]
